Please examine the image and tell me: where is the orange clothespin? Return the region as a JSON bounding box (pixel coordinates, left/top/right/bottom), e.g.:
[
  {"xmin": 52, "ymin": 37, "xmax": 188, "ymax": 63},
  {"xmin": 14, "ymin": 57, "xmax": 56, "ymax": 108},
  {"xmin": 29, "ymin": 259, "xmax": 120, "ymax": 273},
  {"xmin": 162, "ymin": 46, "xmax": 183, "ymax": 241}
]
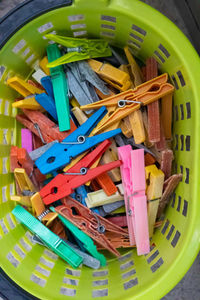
[
  {"xmin": 88, "ymin": 59, "xmax": 131, "ymax": 91},
  {"xmin": 161, "ymin": 94, "xmax": 172, "ymax": 139},
  {"xmin": 94, "ymin": 87, "xmax": 115, "ymax": 99},
  {"xmin": 146, "ymin": 57, "xmax": 161, "ymax": 143},
  {"xmin": 80, "ymin": 74, "xmax": 174, "ymax": 134},
  {"xmin": 95, "ymin": 172, "xmax": 117, "ymax": 196},
  {"xmin": 16, "ymin": 109, "xmax": 76, "ymax": 144},
  {"xmin": 145, "ymin": 153, "xmax": 156, "ymax": 166}
]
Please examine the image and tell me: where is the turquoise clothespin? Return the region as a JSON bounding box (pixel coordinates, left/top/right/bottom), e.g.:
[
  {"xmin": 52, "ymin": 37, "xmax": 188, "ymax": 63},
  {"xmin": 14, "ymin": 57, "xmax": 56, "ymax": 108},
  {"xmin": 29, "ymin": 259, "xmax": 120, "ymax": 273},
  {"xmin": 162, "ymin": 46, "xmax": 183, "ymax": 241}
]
[
  {"xmin": 47, "ymin": 44, "xmax": 70, "ymax": 131},
  {"xmin": 45, "ymin": 34, "xmax": 112, "ymax": 67},
  {"xmin": 12, "ymin": 205, "xmax": 83, "ymax": 268}
]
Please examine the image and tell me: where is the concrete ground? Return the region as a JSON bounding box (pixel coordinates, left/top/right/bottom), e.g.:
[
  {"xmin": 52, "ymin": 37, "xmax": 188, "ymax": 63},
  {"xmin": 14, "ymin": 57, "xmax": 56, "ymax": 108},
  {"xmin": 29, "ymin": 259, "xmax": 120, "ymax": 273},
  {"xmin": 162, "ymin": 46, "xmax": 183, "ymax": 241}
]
[{"xmin": 0, "ymin": 0, "xmax": 200, "ymax": 299}]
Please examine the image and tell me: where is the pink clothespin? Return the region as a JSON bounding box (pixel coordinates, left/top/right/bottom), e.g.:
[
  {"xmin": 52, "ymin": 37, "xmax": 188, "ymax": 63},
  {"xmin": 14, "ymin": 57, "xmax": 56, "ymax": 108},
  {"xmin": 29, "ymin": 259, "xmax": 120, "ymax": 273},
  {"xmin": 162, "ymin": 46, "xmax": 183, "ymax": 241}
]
[
  {"xmin": 118, "ymin": 146, "xmax": 150, "ymax": 255},
  {"xmin": 21, "ymin": 129, "xmax": 33, "ymax": 153}
]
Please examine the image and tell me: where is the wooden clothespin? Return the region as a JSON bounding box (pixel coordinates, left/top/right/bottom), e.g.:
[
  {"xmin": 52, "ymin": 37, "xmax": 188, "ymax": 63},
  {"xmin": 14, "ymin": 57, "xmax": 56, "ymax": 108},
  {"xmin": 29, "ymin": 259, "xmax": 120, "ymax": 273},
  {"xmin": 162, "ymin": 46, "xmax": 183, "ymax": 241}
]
[
  {"xmin": 145, "ymin": 165, "xmax": 164, "ymax": 237},
  {"xmin": 146, "ymin": 57, "xmax": 161, "ymax": 143},
  {"xmin": 160, "ymin": 149, "xmax": 173, "ymax": 179},
  {"xmin": 161, "ymin": 94, "xmax": 172, "ymax": 139},
  {"xmin": 120, "ymin": 116, "xmax": 133, "ymax": 138},
  {"xmin": 157, "ymin": 174, "xmax": 182, "ymax": 218}
]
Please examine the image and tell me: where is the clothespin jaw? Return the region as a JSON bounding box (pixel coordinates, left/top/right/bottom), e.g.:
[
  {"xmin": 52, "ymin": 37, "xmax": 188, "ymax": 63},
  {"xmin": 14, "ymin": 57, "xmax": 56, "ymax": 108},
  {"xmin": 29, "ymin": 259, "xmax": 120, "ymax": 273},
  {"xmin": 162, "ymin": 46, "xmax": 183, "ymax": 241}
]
[
  {"xmin": 35, "ymin": 106, "xmax": 121, "ymax": 174},
  {"xmin": 45, "ymin": 34, "xmax": 112, "ymax": 67},
  {"xmin": 47, "ymin": 44, "xmax": 70, "ymax": 131},
  {"xmin": 39, "ymin": 56, "xmax": 50, "ymax": 75},
  {"xmin": 124, "ymin": 46, "xmax": 144, "ymax": 86},
  {"xmin": 88, "ymin": 59, "xmax": 131, "ymax": 91},
  {"xmin": 14, "ymin": 168, "xmax": 37, "ymax": 193},
  {"xmin": 7, "ymin": 76, "xmax": 44, "ymax": 98},
  {"xmin": 80, "ymin": 74, "xmax": 174, "ymax": 133},
  {"xmin": 12, "ymin": 205, "xmax": 83, "ymax": 268},
  {"xmin": 12, "ymin": 97, "xmax": 43, "ymax": 110},
  {"xmin": 145, "ymin": 165, "xmax": 164, "ymax": 237},
  {"xmin": 31, "ymin": 192, "xmax": 57, "ymax": 226},
  {"xmin": 10, "ymin": 195, "xmax": 32, "ymax": 207}
]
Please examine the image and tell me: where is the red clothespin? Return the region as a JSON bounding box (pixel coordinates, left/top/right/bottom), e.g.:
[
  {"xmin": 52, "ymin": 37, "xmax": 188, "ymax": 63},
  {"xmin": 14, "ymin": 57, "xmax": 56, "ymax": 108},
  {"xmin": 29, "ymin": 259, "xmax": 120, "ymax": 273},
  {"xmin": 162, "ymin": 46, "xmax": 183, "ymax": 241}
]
[
  {"xmin": 40, "ymin": 140, "xmax": 122, "ymax": 205},
  {"xmin": 55, "ymin": 197, "xmax": 128, "ymax": 256},
  {"xmin": 146, "ymin": 57, "xmax": 161, "ymax": 143},
  {"xmin": 32, "ymin": 134, "xmax": 44, "ymax": 150},
  {"xmin": 155, "ymin": 122, "xmax": 167, "ymax": 151},
  {"xmin": 16, "ymin": 109, "xmax": 76, "ymax": 144}
]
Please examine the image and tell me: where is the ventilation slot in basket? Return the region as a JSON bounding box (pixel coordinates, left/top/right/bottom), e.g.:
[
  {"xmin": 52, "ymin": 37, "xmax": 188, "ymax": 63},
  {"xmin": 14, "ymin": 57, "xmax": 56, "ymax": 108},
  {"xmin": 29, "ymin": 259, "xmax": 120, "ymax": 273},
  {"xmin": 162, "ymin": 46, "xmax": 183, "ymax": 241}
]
[
  {"xmin": 100, "ymin": 15, "xmax": 116, "ymax": 39},
  {"xmin": 128, "ymin": 24, "xmax": 146, "ymax": 50},
  {"xmin": 171, "ymin": 231, "xmax": 181, "ymax": 248},
  {"xmin": 182, "ymin": 200, "xmax": 188, "ymax": 217}
]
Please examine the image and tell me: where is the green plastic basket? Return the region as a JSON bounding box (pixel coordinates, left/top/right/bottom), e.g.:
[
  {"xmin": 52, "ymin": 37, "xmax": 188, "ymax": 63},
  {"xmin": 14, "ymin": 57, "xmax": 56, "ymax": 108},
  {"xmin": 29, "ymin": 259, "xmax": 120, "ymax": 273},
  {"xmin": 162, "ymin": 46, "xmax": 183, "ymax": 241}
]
[{"xmin": 0, "ymin": 0, "xmax": 200, "ymax": 299}]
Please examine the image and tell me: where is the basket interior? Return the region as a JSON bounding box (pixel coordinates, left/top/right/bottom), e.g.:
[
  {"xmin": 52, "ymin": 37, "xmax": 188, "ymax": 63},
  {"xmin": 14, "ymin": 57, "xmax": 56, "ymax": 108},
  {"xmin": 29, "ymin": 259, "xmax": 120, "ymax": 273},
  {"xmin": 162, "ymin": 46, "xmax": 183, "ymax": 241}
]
[{"xmin": 0, "ymin": 1, "xmax": 199, "ymax": 299}]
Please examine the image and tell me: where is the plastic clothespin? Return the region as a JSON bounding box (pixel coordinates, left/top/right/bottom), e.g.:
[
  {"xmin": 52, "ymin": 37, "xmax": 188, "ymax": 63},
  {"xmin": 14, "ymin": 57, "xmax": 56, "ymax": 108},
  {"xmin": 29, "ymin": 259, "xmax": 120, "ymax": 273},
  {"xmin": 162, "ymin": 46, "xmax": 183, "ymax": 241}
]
[
  {"xmin": 31, "ymin": 192, "xmax": 58, "ymax": 226},
  {"xmin": 157, "ymin": 174, "xmax": 182, "ymax": 219},
  {"xmin": 146, "ymin": 57, "xmax": 160, "ymax": 143},
  {"xmin": 145, "ymin": 165, "xmax": 164, "ymax": 237},
  {"xmin": 10, "ymin": 195, "xmax": 32, "ymax": 207},
  {"xmin": 21, "ymin": 129, "xmax": 33, "ymax": 153},
  {"xmin": 129, "ymin": 110, "xmax": 146, "ymax": 144},
  {"xmin": 40, "ymin": 139, "xmax": 122, "ymax": 204},
  {"xmin": 39, "ymin": 56, "xmax": 50, "ymax": 75},
  {"xmin": 160, "ymin": 149, "xmax": 173, "ymax": 179},
  {"xmin": 7, "ymin": 76, "xmax": 44, "ymax": 110},
  {"xmin": 85, "ymin": 184, "xmax": 124, "ymax": 208},
  {"xmin": 16, "ymin": 109, "xmax": 76, "ymax": 144},
  {"xmin": 29, "ymin": 141, "xmax": 58, "ymax": 161},
  {"xmin": 35, "ymin": 76, "xmax": 58, "ymax": 121},
  {"xmin": 118, "ymin": 146, "xmax": 150, "ymax": 255},
  {"xmin": 88, "ymin": 59, "xmax": 131, "ymax": 91},
  {"xmin": 47, "ymin": 44, "xmax": 70, "ymax": 131},
  {"xmin": 55, "ymin": 196, "xmax": 128, "ymax": 257},
  {"xmin": 32, "ymin": 69, "xmax": 47, "ymax": 84},
  {"xmin": 80, "ymin": 74, "xmax": 174, "ymax": 133},
  {"xmin": 35, "ymin": 106, "xmax": 121, "ymax": 174},
  {"xmin": 67, "ymin": 61, "xmax": 109, "ymax": 111},
  {"xmin": 12, "ymin": 205, "xmax": 83, "ymax": 268},
  {"xmin": 50, "ymin": 206, "xmax": 106, "ymax": 266},
  {"xmin": 14, "ymin": 168, "xmax": 37, "ymax": 200},
  {"xmin": 97, "ymin": 232, "xmax": 132, "ymax": 249},
  {"xmin": 45, "ymin": 34, "xmax": 112, "ymax": 67}
]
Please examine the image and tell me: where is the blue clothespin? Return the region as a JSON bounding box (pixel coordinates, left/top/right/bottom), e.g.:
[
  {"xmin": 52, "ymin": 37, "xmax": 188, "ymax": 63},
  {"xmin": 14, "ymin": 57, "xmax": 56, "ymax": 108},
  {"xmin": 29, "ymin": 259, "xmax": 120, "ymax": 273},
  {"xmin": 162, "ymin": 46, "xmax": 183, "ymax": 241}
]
[
  {"xmin": 75, "ymin": 185, "xmax": 100, "ymax": 215},
  {"xmin": 35, "ymin": 106, "xmax": 122, "ymax": 174},
  {"xmin": 35, "ymin": 76, "xmax": 58, "ymax": 121}
]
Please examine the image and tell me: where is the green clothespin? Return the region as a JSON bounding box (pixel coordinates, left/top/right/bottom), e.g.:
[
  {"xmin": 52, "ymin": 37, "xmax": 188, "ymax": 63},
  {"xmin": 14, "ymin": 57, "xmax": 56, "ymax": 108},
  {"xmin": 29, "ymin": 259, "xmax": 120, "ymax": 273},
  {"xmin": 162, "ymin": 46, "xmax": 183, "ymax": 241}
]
[
  {"xmin": 45, "ymin": 34, "xmax": 112, "ymax": 67},
  {"xmin": 12, "ymin": 205, "xmax": 83, "ymax": 268},
  {"xmin": 47, "ymin": 44, "xmax": 70, "ymax": 131},
  {"xmin": 50, "ymin": 206, "xmax": 106, "ymax": 266}
]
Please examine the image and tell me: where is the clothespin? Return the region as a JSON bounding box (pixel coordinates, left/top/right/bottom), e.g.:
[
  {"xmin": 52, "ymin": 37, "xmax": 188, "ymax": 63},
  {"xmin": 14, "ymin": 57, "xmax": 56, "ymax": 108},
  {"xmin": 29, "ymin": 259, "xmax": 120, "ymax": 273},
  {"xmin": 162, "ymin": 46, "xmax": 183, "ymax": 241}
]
[
  {"xmin": 35, "ymin": 76, "xmax": 58, "ymax": 121},
  {"xmin": 120, "ymin": 117, "xmax": 133, "ymax": 138},
  {"xmin": 80, "ymin": 74, "xmax": 174, "ymax": 134},
  {"xmin": 99, "ymin": 200, "xmax": 125, "ymax": 217},
  {"xmin": 71, "ymin": 107, "xmax": 88, "ymax": 125},
  {"xmin": 14, "ymin": 168, "xmax": 37, "ymax": 200},
  {"xmin": 85, "ymin": 184, "xmax": 124, "ymax": 208},
  {"xmin": 27, "ymin": 79, "xmax": 44, "ymax": 90},
  {"xmin": 97, "ymin": 232, "xmax": 132, "ymax": 249},
  {"xmin": 95, "ymin": 172, "xmax": 117, "ymax": 196},
  {"xmin": 32, "ymin": 134, "xmax": 43, "ymax": 150},
  {"xmin": 7, "ymin": 76, "xmax": 44, "ymax": 110},
  {"xmin": 29, "ymin": 141, "xmax": 58, "ymax": 162},
  {"xmin": 124, "ymin": 46, "xmax": 144, "ymax": 86},
  {"xmin": 95, "ymin": 86, "xmax": 115, "ymax": 100},
  {"xmin": 107, "ymin": 216, "xmax": 127, "ymax": 228},
  {"xmin": 129, "ymin": 110, "xmax": 146, "ymax": 144},
  {"xmin": 118, "ymin": 146, "xmax": 150, "ymax": 255},
  {"xmin": 21, "ymin": 129, "xmax": 33, "ymax": 153},
  {"xmin": 16, "ymin": 109, "xmax": 75, "ymax": 144},
  {"xmin": 50, "ymin": 206, "xmax": 106, "ymax": 266},
  {"xmin": 45, "ymin": 34, "xmax": 112, "ymax": 67},
  {"xmin": 32, "ymin": 69, "xmax": 47, "ymax": 84},
  {"xmin": 47, "ymin": 44, "xmax": 70, "ymax": 131},
  {"xmin": 39, "ymin": 56, "xmax": 50, "ymax": 75},
  {"xmin": 48, "ymin": 218, "xmax": 67, "ymax": 239},
  {"xmin": 40, "ymin": 140, "xmax": 122, "ymax": 204},
  {"xmin": 161, "ymin": 94, "xmax": 172, "ymax": 139},
  {"xmin": 10, "ymin": 146, "xmax": 33, "ymax": 176},
  {"xmin": 142, "ymin": 110, "xmax": 154, "ymax": 148},
  {"xmin": 12, "ymin": 205, "xmax": 83, "ymax": 268},
  {"xmin": 67, "ymin": 60, "xmax": 109, "ymax": 109},
  {"xmin": 30, "ymin": 192, "xmax": 58, "ymax": 226},
  {"xmin": 157, "ymin": 174, "xmax": 182, "ymax": 218},
  {"xmin": 160, "ymin": 149, "xmax": 173, "ymax": 179},
  {"xmin": 155, "ymin": 122, "xmax": 167, "ymax": 151},
  {"xmin": 10, "ymin": 195, "xmax": 32, "ymax": 208},
  {"xmin": 145, "ymin": 153, "xmax": 156, "ymax": 166},
  {"xmin": 35, "ymin": 107, "xmax": 121, "ymax": 174},
  {"xmin": 55, "ymin": 196, "xmax": 128, "ymax": 257},
  {"xmin": 146, "ymin": 57, "xmax": 161, "ymax": 143},
  {"xmin": 145, "ymin": 165, "xmax": 164, "ymax": 237},
  {"xmin": 88, "ymin": 59, "xmax": 131, "ymax": 91}
]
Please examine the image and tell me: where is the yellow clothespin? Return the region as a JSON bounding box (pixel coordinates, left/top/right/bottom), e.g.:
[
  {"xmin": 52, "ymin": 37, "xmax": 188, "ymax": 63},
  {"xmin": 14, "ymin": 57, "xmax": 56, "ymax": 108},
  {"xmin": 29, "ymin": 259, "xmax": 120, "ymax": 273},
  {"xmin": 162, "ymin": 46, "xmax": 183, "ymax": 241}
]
[
  {"xmin": 129, "ymin": 110, "xmax": 146, "ymax": 144},
  {"xmin": 119, "ymin": 64, "xmax": 135, "ymax": 89},
  {"xmin": 145, "ymin": 165, "xmax": 164, "ymax": 237},
  {"xmin": 88, "ymin": 59, "xmax": 131, "ymax": 91},
  {"xmin": 7, "ymin": 77, "xmax": 44, "ymax": 110},
  {"xmin": 14, "ymin": 168, "xmax": 37, "ymax": 192},
  {"xmin": 31, "ymin": 192, "xmax": 58, "ymax": 227},
  {"xmin": 120, "ymin": 116, "xmax": 133, "ymax": 138},
  {"xmin": 70, "ymin": 97, "xmax": 80, "ymax": 108},
  {"xmin": 10, "ymin": 195, "xmax": 32, "ymax": 207},
  {"xmin": 39, "ymin": 56, "xmax": 50, "ymax": 75},
  {"xmin": 71, "ymin": 107, "xmax": 88, "ymax": 125},
  {"xmin": 124, "ymin": 46, "xmax": 144, "ymax": 86}
]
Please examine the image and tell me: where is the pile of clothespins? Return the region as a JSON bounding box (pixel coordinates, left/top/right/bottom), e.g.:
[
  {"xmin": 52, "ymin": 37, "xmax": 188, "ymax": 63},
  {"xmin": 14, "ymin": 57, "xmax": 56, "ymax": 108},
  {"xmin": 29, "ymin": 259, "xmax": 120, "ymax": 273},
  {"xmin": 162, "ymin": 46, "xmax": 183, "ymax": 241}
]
[{"xmin": 8, "ymin": 34, "xmax": 182, "ymax": 270}]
